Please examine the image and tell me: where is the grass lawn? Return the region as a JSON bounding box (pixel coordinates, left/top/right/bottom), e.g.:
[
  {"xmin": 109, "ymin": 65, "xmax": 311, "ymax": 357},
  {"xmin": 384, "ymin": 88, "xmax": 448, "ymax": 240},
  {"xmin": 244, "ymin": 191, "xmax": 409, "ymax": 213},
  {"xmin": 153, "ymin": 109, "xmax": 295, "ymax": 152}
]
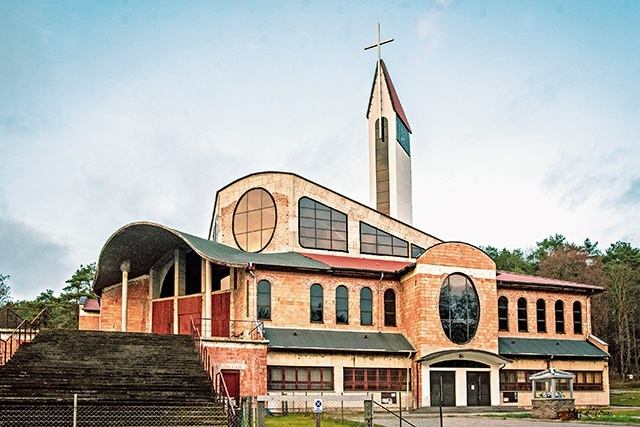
[
  {"xmin": 265, "ymin": 414, "xmax": 370, "ymax": 427},
  {"xmin": 611, "ymin": 389, "xmax": 640, "ymax": 406},
  {"xmin": 580, "ymin": 409, "xmax": 640, "ymax": 424}
]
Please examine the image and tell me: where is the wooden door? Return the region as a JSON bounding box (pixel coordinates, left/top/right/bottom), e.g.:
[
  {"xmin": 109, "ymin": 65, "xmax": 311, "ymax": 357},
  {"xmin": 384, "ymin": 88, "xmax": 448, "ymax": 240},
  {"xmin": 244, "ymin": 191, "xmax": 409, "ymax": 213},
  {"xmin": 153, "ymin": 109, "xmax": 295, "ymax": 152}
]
[
  {"xmin": 211, "ymin": 293, "xmax": 230, "ymax": 337},
  {"xmin": 152, "ymin": 300, "xmax": 173, "ymax": 334},
  {"xmin": 221, "ymin": 370, "xmax": 240, "ymax": 405},
  {"xmin": 178, "ymin": 295, "xmax": 202, "ymax": 335}
]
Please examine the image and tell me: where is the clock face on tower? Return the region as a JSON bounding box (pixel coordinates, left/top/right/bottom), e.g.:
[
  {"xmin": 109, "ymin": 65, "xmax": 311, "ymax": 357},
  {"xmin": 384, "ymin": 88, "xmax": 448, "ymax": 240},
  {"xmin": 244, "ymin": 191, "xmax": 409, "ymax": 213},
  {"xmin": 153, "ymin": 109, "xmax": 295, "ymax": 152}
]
[{"xmin": 232, "ymin": 188, "xmax": 276, "ymax": 252}]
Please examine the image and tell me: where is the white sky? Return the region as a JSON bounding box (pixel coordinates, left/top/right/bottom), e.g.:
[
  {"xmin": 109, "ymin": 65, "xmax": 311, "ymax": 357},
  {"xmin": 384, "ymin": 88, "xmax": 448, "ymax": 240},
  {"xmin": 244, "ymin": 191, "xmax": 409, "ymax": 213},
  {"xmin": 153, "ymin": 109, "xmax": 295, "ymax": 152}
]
[{"xmin": 1, "ymin": 1, "xmax": 639, "ymax": 300}]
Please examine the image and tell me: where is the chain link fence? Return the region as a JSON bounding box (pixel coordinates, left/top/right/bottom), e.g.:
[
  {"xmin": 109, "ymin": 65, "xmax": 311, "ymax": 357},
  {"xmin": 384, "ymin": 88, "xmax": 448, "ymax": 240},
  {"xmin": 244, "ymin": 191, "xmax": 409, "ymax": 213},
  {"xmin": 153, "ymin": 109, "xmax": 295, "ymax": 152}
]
[
  {"xmin": 0, "ymin": 402, "xmax": 231, "ymax": 427},
  {"xmin": 256, "ymin": 393, "xmax": 442, "ymax": 427}
]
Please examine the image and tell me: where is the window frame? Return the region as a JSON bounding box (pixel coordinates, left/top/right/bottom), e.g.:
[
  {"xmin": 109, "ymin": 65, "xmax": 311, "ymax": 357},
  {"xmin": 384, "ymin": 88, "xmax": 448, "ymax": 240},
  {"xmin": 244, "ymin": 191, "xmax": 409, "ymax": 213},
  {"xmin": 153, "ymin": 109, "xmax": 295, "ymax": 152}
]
[
  {"xmin": 310, "ymin": 284, "xmax": 324, "ymax": 323},
  {"xmin": 517, "ymin": 298, "xmax": 528, "ymax": 332},
  {"xmin": 343, "ymin": 367, "xmax": 409, "ymax": 391},
  {"xmin": 257, "ymin": 279, "xmax": 271, "ymax": 320},
  {"xmin": 555, "ymin": 300, "xmax": 565, "ymax": 334},
  {"xmin": 536, "ymin": 299, "xmax": 546, "ymax": 333},
  {"xmin": 267, "ymin": 366, "xmax": 334, "ymax": 391},
  {"xmin": 335, "ymin": 285, "xmax": 349, "ymax": 325},
  {"xmin": 573, "ymin": 301, "xmax": 583, "ymax": 335},
  {"xmin": 298, "ymin": 197, "xmax": 348, "ymax": 252},
  {"xmin": 232, "ymin": 187, "xmax": 277, "ymax": 253},
  {"xmin": 360, "ymin": 287, "xmax": 373, "ymax": 326},
  {"xmin": 383, "ymin": 289, "xmax": 396, "ymax": 327},
  {"xmin": 359, "ymin": 222, "xmax": 409, "ymax": 258},
  {"xmin": 439, "ymin": 273, "xmax": 480, "ymax": 344},
  {"xmin": 498, "ymin": 296, "xmax": 509, "ymax": 331}
]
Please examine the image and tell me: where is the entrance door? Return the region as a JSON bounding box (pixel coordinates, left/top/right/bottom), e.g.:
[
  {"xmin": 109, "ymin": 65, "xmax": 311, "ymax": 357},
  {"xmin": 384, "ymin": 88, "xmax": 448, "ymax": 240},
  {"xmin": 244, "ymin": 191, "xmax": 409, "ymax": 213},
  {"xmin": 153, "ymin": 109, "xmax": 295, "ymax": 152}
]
[
  {"xmin": 467, "ymin": 372, "xmax": 491, "ymax": 406},
  {"xmin": 152, "ymin": 300, "xmax": 173, "ymax": 334},
  {"xmin": 221, "ymin": 370, "xmax": 240, "ymax": 406},
  {"xmin": 211, "ymin": 293, "xmax": 231, "ymax": 337},
  {"xmin": 430, "ymin": 371, "xmax": 456, "ymax": 407}
]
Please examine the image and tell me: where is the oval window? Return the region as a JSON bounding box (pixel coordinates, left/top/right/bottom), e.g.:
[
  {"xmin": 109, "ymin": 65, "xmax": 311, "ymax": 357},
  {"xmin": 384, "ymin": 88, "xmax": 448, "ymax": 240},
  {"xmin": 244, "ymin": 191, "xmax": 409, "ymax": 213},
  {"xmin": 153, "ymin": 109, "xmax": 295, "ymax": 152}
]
[
  {"xmin": 439, "ymin": 274, "xmax": 480, "ymax": 345},
  {"xmin": 232, "ymin": 188, "xmax": 276, "ymax": 252}
]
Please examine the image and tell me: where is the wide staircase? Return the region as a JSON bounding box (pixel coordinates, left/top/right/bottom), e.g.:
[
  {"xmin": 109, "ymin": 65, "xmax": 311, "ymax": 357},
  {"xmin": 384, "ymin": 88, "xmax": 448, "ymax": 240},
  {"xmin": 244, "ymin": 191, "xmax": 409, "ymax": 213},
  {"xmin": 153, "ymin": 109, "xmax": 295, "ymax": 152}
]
[{"xmin": 0, "ymin": 329, "xmax": 227, "ymax": 426}]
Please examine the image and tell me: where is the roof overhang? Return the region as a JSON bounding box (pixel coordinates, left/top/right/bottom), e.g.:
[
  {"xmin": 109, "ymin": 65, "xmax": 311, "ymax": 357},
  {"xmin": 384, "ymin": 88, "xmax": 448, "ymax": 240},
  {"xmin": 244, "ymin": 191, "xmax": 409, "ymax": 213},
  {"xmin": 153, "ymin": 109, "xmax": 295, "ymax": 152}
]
[
  {"xmin": 417, "ymin": 349, "xmax": 512, "ymax": 366},
  {"xmin": 499, "ymin": 337, "xmax": 609, "ymax": 359},
  {"xmin": 264, "ymin": 327, "xmax": 415, "ymax": 354},
  {"xmin": 93, "ymin": 222, "xmax": 330, "ymax": 293}
]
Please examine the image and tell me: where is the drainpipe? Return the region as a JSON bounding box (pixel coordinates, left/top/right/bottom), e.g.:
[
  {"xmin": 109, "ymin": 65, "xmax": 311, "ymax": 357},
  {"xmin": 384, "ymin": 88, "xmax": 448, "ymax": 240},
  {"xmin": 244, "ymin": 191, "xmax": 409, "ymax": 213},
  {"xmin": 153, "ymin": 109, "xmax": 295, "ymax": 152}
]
[
  {"xmin": 377, "ymin": 272, "xmax": 384, "ymax": 332},
  {"xmin": 247, "ymin": 263, "xmax": 257, "ymax": 320}
]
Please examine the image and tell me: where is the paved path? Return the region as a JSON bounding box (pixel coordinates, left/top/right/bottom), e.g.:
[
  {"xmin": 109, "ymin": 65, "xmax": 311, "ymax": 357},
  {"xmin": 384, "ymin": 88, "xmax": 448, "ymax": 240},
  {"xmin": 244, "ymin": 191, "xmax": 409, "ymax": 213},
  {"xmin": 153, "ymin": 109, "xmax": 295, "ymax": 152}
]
[{"xmin": 369, "ymin": 414, "xmax": 635, "ymax": 427}]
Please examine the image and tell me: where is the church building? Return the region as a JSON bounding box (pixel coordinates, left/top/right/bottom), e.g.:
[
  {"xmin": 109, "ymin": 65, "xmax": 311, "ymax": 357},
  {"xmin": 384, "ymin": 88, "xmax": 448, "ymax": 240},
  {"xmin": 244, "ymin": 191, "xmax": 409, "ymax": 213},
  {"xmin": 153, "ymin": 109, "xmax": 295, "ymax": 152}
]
[{"xmin": 86, "ymin": 49, "xmax": 609, "ymax": 409}]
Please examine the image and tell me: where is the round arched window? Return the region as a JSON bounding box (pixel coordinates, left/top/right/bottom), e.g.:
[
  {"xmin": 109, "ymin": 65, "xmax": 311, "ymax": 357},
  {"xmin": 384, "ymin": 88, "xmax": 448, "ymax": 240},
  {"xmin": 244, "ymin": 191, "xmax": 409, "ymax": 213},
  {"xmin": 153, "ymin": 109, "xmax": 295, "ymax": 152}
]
[
  {"xmin": 232, "ymin": 188, "xmax": 276, "ymax": 252},
  {"xmin": 439, "ymin": 274, "xmax": 480, "ymax": 345}
]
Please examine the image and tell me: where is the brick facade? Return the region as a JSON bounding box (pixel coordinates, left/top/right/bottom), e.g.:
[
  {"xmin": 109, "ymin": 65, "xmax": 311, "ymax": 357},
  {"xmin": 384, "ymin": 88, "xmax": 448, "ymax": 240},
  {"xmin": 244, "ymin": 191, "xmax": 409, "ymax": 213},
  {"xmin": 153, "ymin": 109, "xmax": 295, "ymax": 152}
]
[{"xmin": 99, "ymin": 276, "xmax": 150, "ymax": 333}]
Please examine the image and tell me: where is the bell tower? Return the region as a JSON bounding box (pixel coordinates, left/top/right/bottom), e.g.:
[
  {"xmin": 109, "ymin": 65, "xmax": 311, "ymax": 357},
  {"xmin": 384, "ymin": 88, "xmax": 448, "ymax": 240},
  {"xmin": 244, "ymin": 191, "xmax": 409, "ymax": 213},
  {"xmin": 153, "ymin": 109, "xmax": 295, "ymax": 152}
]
[{"xmin": 365, "ymin": 25, "xmax": 413, "ymax": 225}]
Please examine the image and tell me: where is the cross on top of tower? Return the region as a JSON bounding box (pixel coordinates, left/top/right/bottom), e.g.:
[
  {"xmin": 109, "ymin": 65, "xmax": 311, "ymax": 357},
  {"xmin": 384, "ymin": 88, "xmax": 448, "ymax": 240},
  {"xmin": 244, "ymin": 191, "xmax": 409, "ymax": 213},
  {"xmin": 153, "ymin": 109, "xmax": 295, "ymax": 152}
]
[{"xmin": 364, "ymin": 22, "xmax": 394, "ymax": 59}]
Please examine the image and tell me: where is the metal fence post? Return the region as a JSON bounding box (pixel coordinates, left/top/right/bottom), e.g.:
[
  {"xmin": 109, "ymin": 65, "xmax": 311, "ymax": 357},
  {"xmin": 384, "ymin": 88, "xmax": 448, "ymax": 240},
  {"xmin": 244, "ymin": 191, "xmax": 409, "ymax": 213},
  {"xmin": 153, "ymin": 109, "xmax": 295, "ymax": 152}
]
[
  {"xmin": 73, "ymin": 393, "xmax": 78, "ymax": 427},
  {"xmin": 399, "ymin": 392, "xmax": 402, "ymax": 427},
  {"xmin": 257, "ymin": 400, "xmax": 265, "ymax": 427},
  {"xmin": 364, "ymin": 398, "xmax": 373, "ymax": 427}
]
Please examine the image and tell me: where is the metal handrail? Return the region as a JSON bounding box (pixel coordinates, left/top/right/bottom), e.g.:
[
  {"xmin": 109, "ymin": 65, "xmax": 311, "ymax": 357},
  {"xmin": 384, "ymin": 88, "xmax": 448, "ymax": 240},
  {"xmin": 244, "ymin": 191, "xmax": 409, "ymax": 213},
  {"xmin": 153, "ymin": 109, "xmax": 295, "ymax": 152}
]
[
  {"xmin": 372, "ymin": 400, "xmax": 418, "ymax": 427},
  {"xmin": 196, "ymin": 318, "xmax": 265, "ymax": 340},
  {"xmin": 190, "ymin": 318, "xmax": 236, "ymax": 417},
  {"xmin": 1, "ymin": 308, "xmax": 47, "ymax": 365}
]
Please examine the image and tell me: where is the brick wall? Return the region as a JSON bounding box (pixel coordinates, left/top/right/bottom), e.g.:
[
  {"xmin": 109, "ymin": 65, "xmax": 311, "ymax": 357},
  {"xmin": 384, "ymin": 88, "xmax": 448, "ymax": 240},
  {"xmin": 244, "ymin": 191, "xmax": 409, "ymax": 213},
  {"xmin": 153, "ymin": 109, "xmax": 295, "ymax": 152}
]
[
  {"xmin": 99, "ymin": 276, "xmax": 150, "ymax": 332},
  {"xmin": 401, "ymin": 242, "xmax": 498, "ymax": 355},
  {"xmin": 497, "ymin": 288, "xmax": 590, "ymax": 339},
  {"xmin": 243, "ymin": 269, "xmax": 403, "ymax": 331},
  {"xmin": 203, "ymin": 341, "xmax": 268, "ymax": 397},
  {"xmin": 78, "ymin": 311, "xmax": 100, "ymax": 331}
]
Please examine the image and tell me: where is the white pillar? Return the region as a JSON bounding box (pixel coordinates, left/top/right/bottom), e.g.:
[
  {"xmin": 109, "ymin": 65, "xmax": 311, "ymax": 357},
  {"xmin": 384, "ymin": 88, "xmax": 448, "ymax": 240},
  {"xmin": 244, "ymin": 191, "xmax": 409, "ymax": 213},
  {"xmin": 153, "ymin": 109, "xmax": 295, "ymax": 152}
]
[
  {"xmin": 204, "ymin": 260, "xmax": 212, "ymax": 337},
  {"xmin": 120, "ymin": 260, "xmax": 131, "ymax": 332}
]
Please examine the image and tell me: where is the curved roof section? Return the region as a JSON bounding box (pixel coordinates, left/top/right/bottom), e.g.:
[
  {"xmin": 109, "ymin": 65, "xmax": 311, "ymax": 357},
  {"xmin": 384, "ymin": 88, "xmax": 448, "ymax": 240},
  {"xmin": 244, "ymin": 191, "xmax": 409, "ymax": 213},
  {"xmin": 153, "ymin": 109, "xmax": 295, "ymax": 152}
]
[
  {"xmin": 417, "ymin": 349, "xmax": 512, "ymax": 365},
  {"xmin": 93, "ymin": 222, "xmax": 330, "ymax": 293},
  {"xmin": 209, "ymin": 171, "xmax": 442, "ymax": 244}
]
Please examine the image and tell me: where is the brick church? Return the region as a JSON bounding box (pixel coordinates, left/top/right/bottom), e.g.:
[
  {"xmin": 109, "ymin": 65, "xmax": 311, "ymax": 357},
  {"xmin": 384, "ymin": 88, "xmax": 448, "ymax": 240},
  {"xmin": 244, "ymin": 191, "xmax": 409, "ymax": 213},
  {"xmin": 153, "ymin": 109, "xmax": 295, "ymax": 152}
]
[{"xmin": 83, "ymin": 52, "xmax": 609, "ymax": 409}]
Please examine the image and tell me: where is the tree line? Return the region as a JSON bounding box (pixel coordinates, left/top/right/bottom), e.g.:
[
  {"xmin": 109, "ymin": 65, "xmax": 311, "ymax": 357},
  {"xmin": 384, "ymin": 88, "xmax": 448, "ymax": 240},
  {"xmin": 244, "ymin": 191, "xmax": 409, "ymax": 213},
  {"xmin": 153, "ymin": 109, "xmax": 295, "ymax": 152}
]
[
  {"xmin": 0, "ymin": 235, "xmax": 638, "ymax": 378},
  {"xmin": 0, "ymin": 264, "xmax": 96, "ymax": 330}
]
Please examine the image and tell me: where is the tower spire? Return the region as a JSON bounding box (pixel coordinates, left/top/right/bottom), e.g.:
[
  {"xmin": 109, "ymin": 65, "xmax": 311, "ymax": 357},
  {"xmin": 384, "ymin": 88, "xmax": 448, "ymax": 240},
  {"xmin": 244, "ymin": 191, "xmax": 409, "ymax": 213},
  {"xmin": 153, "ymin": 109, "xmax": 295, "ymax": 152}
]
[{"xmin": 365, "ymin": 24, "xmax": 413, "ymax": 225}]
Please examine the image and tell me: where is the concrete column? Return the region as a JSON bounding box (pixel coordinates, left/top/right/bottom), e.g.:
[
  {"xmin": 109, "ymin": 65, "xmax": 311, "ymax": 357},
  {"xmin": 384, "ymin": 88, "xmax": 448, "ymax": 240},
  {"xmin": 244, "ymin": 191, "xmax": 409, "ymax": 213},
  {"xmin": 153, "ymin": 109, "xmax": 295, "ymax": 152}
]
[
  {"xmin": 120, "ymin": 260, "xmax": 131, "ymax": 332},
  {"xmin": 204, "ymin": 260, "xmax": 212, "ymax": 337}
]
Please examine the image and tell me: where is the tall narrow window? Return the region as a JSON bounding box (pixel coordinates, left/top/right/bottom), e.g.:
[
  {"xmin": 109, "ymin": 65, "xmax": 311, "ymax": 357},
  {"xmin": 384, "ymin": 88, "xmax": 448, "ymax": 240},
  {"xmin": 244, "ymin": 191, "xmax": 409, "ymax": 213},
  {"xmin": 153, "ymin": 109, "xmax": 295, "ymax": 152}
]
[
  {"xmin": 310, "ymin": 284, "xmax": 323, "ymax": 323},
  {"xmin": 257, "ymin": 280, "xmax": 271, "ymax": 320},
  {"xmin": 384, "ymin": 289, "xmax": 396, "ymax": 327},
  {"xmin": 360, "ymin": 287, "xmax": 373, "ymax": 326},
  {"xmin": 335, "ymin": 286, "xmax": 349, "ymax": 324},
  {"xmin": 517, "ymin": 298, "xmax": 528, "ymax": 332},
  {"xmin": 555, "ymin": 300, "xmax": 565, "ymax": 334},
  {"xmin": 498, "ymin": 296, "xmax": 509, "ymax": 331},
  {"xmin": 573, "ymin": 301, "xmax": 582, "ymax": 334},
  {"xmin": 536, "ymin": 299, "xmax": 546, "ymax": 333}
]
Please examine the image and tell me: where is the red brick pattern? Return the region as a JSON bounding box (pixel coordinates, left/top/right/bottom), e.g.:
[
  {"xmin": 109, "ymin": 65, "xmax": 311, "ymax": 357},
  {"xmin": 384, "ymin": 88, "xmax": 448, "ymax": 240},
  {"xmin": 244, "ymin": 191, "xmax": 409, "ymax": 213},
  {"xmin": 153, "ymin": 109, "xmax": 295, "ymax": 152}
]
[
  {"xmin": 204, "ymin": 343, "xmax": 267, "ymax": 397},
  {"xmin": 99, "ymin": 276, "xmax": 150, "ymax": 332}
]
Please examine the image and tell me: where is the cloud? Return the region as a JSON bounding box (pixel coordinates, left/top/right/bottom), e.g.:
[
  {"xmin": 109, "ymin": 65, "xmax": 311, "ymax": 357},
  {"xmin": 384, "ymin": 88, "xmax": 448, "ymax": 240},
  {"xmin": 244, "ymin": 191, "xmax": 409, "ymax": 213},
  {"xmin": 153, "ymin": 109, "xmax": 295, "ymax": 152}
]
[{"xmin": 0, "ymin": 214, "xmax": 71, "ymax": 301}]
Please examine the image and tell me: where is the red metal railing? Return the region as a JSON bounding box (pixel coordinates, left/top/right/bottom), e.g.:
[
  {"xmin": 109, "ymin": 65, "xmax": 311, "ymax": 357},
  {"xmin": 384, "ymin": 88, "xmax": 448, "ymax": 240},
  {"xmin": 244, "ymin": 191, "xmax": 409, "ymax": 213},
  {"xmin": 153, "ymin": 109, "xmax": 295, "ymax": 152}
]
[{"xmin": 1, "ymin": 308, "xmax": 46, "ymax": 365}]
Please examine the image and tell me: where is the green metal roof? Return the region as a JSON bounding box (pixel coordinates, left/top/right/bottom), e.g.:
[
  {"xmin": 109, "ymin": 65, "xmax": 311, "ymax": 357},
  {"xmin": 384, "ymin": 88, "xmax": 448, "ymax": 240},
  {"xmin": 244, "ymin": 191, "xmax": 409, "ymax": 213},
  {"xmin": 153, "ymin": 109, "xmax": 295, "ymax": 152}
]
[
  {"xmin": 264, "ymin": 327, "xmax": 415, "ymax": 354},
  {"xmin": 93, "ymin": 222, "xmax": 330, "ymax": 292},
  {"xmin": 498, "ymin": 337, "xmax": 608, "ymax": 359}
]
